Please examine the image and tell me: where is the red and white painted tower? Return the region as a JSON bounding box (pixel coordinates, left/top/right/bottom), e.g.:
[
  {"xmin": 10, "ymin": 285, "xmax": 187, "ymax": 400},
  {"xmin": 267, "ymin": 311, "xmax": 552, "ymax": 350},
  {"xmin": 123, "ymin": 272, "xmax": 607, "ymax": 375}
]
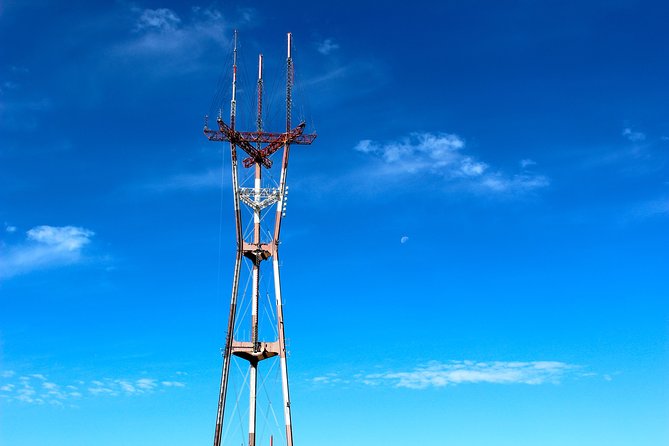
[{"xmin": 204, "ymin": 31, "xmax": 316, "ymax": 446}]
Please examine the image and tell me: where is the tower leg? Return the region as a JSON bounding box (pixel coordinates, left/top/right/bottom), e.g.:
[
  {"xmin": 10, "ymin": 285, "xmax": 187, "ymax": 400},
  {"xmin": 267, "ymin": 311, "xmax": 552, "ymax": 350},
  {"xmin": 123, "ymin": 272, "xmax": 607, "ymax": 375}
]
[
  {"xmin": 249, "ymin": 258, "xmax": 260, "ymax": 446},
  {"xmin": 273, "ymin": 254, "xmax": 294, "ymax": 446},
  {"xmin": 248, "ymin": 362, "xmax": 258, "ymax": 446},
  {"xmin": 213, "ymin": 252, "xmax": 242, "ymax": 446}
]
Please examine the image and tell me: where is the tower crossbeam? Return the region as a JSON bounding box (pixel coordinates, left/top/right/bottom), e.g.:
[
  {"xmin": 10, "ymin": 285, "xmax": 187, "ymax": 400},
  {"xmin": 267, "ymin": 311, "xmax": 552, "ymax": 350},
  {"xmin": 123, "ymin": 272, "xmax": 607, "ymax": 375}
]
[{"xmin": 204, "ymin": 119, "xmax": 316, "ymax": 168}]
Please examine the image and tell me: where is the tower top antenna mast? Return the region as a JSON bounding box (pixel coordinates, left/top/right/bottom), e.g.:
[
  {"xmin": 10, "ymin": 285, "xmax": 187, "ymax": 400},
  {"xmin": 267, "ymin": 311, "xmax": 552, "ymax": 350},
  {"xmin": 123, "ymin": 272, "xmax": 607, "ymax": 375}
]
[
  {"xmin": 286, "ymin": 32, "xmax": 293, "ymax": 134},
  {"xmin": 231, "ymin": 29, "xmax": 238, "ymax": 129}
]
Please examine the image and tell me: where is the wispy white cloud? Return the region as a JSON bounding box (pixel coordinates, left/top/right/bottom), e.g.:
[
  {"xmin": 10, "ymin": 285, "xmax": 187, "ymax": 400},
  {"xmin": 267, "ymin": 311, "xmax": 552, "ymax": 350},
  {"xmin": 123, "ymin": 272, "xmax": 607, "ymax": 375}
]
[
  {"xmin": 310, "ymin": 361, "xmax": 587, "ymax": 390},
  {"xmin": 0, "ymin": 225, "xmax": 94, "ymax": 280},
  {"xmin": 520, "ymin": 158, "xmax": 536, "ymax": 168},
  {"xmin": 26, "ymin": 227, "xmax": 91, "ymax": 251},
  {"xmin": 354, "ymin": 133, "xmax": 549, "ymax": 194},
  {"xmin": 311, "ymin": 373, "xmax": 345, "ymax": 385},
  {"xmin": 317, "ymin": 38, "xmax": 340, "ymax": 55},
  {"xmin": 161, "ymin": 381, "xmax": 186, "ymax": 387},
  {"xmin": 88, "ymin": 384, "xmax": 117, "ymax": 396},
  {"xmin": 0, "ymin": 372, "xmax": 185, "ymax": 405},
  {"xmin": 4, "ymin": 223, "xmax": 17, "ymax": 233},
  {"xmin": 88, "ymin": 377, "xmax": 160, "ymax": 395},
  {"xmin": 355, "ymin": 133, "xmax": 467, "ymax": 171},
  {"xmin": 622, "ymin": 127, "xmax": 646, "ymax": 142},
  {"xmin": 113, "ymin": 6, "xmax": 238, "ymax": 74},
  {"xmin": 365, "ymin": 361, "xmax": 577, "ymax": 389},
  {"xmin": 478, "ymin": 172, "xmax": 550, "ymax": 193},
  {"xmin": 136, "ymin": 378, "xmax": 157, "ymax": 390},
  {"xmin": 135, "ymin": 8, "xmax": 181, "ymax": 32}
]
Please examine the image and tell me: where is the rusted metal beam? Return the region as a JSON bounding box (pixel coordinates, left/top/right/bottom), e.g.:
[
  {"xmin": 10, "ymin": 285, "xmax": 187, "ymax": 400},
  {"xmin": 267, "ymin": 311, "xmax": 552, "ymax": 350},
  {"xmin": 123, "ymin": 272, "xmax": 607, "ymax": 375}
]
[{"xmin": 203, "ymin": 119, "xmax": 316, "ymax": 168}]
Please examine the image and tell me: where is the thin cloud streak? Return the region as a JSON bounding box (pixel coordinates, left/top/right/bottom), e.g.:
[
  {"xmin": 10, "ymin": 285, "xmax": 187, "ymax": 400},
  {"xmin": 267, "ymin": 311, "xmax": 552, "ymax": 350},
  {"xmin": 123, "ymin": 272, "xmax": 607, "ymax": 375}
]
[
  {"xmin": 311, "ymin": 361, "xmax": 582, "ymax": 389},
  {"xmin": 0, "ymin": 371, "xmax": 185, "ymax": 405},
  {"xmin": 301, "ymin": 66, "xmax": 349, "ymax": 87},
  {"xmin": 364, "ymin": 361, "xmax": 576, "ymax": 389}
]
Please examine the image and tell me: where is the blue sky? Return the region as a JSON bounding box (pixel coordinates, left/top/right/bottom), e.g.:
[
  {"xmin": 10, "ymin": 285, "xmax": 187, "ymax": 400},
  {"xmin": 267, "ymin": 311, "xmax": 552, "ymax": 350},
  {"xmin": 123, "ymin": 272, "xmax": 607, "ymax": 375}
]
[{"xmin": 1, "ymin": 1, "xmax": 668, "ymax": 445}]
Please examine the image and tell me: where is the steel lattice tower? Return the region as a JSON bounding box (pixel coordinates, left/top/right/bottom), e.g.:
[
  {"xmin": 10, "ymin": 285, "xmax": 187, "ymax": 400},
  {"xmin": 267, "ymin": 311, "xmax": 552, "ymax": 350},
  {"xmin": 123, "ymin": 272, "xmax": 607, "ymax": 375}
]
[{"xmin": 203, "ymin": 32, "xmax": 316, "ymax": 446}]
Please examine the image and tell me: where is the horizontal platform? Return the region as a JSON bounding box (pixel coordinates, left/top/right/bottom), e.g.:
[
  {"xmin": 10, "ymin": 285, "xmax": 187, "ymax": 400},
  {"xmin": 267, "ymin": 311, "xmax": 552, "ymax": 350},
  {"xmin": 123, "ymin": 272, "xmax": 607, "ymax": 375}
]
[
  {"xmin": 242, "ymin": 242, "xmax": 274, "ymax": 262},
  {"xmin": 231, "ymin": 340, "xmax": 280, "ymax": 362}
]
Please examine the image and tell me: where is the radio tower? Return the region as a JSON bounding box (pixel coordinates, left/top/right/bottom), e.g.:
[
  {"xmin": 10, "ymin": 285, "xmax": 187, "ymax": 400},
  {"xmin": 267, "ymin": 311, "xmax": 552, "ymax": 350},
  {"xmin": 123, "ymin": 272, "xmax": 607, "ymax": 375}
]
[{"xmin": 203, "ymin": 32, "xmax": 316, "ymax": 446}]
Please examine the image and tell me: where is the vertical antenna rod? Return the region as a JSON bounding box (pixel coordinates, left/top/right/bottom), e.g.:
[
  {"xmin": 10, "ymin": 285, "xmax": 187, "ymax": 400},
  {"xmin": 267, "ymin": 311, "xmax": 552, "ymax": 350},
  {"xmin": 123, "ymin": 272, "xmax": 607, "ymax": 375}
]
[
  {"xmin": 230, "ymin": 30, "xmax": 238, "ymax": 130},
  {"xmin": 286, "ymin": 33, "xmax": 293, "ymax": 134},
  {"xmin": 257, "ymin": 54, "xmax": 264, "ymax": 135}
]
